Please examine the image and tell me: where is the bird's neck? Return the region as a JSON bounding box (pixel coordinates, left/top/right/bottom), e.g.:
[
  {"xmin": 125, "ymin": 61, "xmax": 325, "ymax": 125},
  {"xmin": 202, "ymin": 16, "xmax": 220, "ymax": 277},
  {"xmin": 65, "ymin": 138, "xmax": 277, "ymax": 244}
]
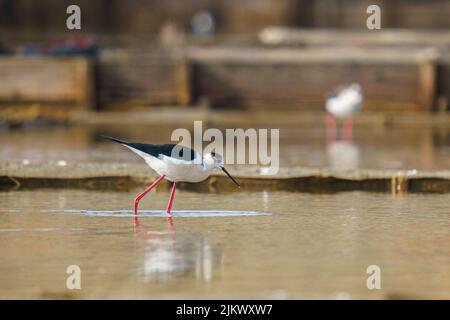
[{"xmin": 201, "ymin": 162, "xmax": 216, "ymax": 175}]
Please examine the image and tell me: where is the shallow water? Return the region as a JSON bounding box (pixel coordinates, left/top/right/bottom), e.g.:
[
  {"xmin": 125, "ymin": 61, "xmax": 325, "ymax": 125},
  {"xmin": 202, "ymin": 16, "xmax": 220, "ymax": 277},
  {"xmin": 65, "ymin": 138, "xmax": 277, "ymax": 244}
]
[
  {"xmin": 0, "ymin": 189, "xmax": 449, "ymax": 299},
  {"xmin": 1, "ymin": 123, "xmax": 450, "ymax": 170}
]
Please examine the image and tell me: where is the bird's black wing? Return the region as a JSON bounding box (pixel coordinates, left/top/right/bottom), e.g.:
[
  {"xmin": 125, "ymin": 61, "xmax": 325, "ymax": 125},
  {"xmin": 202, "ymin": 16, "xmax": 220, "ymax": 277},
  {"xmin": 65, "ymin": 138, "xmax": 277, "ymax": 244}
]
[{"xmin": 102, "ymin": 136, "xmax": 196, "ymax": 161}]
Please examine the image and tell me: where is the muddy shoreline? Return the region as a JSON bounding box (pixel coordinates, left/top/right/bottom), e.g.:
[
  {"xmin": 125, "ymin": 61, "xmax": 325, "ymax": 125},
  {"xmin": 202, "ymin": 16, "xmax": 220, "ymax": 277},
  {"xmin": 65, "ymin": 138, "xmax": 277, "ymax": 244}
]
[{"xmin": 2, "ymin": 161, "xmax": 450, "ymax": 193}]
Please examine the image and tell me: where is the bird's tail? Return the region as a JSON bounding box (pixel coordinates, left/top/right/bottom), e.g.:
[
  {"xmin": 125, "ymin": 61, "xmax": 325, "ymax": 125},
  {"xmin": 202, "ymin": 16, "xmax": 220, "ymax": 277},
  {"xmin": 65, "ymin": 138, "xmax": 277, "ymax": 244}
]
[{"xmin": 101, "ymin": 135, "xmax": 129, "ymax": 145}]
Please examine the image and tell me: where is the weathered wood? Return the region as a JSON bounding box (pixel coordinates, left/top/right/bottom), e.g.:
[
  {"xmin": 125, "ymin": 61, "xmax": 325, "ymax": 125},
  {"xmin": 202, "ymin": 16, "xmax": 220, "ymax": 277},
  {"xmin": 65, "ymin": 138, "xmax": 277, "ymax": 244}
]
[
  {"xmin": 186, "ymin": 47, "xmax": 437, "ymax": 111},
  {"xmin": 307, "ymin": 0, "xmax": 450, "ymax": 29},
  {"xmin": 96, "ymin": 49, "xmax": 179, "ymax": 108},
  {"xmin": 2, "ymin": 0, "xmax": 449, "ymax": 34},
  {"xmin": 175, "ymin": 57, "xmax": 192, "ymax": 106},
  {"xmin": 0, "ymin": 0, "xmax": 296, "ymax": 34},
  {"xmin": 391, "ymin": 176, "xmax": 408, "ymax": 193},
  {"xmin": 418, "ymin": 62, "xmax": 437, "ymax": 112},
  {"xmin": 436, "ymin": 55, "xmax": 450, "ymax": 112},
  {"xmin": 259, "ymin": 28, "xmax": 448, "ymax": 112},
  {"xmin": 0, "ymin": 56, "xmax": 94, "ymax": 108},
  {"xmin": 259, "ymin": 28, "xmax": 450, "ymax": 48}
]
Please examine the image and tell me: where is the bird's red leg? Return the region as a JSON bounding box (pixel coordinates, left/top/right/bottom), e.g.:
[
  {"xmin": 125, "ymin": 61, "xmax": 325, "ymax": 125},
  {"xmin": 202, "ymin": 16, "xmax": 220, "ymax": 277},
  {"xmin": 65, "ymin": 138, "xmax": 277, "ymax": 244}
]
[
  {"xmin": 326, "ymin": 113, "xmax": 337, "ymax": 145},
  {"xmin": 134, "ymin": 175, "xmax": 165, "ymax": 217},
  {"xmin": 166, "ymin": 182, "xmax": 177, "ymax": 217},
  {"xmin": 343, "ymin": 118, "xmax": 354, "ymax": 141}
]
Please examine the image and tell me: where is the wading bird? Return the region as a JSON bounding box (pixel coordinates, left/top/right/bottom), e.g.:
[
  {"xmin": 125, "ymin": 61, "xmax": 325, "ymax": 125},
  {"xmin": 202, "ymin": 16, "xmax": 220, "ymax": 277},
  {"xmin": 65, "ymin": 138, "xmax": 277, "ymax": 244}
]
[
  {"xmin": 325, "ymin": 83, "xmax": 363, "ymax": 142},
  {"xmin": 103, "ymin": 136, "xmax": 240, "ymax": 217}
]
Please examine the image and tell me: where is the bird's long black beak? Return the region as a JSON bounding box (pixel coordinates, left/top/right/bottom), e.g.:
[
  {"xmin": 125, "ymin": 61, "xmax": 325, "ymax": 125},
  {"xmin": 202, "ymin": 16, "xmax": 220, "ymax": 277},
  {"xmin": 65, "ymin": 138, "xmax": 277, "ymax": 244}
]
[{"xmin": 220, "ymin": 166, "xmax": 240, "ymax": 188}]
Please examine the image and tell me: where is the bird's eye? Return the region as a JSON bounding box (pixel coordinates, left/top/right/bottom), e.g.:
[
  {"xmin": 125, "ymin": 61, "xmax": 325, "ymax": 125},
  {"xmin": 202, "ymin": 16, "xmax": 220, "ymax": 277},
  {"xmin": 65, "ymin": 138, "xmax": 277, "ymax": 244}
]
[{"xmin": 211, "ymin": 152, "xmax": 216, "ymax": 157}]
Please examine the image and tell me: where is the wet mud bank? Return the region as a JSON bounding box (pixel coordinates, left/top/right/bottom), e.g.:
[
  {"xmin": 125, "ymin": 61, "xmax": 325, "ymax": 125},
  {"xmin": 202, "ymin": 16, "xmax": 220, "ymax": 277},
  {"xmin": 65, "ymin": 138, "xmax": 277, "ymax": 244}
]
[{"xmin": 2, "ymin": 162, "xmax": 450, "ymax": 193}]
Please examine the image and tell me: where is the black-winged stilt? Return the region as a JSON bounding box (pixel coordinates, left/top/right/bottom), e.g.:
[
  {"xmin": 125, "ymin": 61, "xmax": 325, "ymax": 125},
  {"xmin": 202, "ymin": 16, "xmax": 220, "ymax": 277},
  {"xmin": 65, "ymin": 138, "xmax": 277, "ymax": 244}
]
[
  {"xmin": 103, "ymin": 136, "xmax": 240, "ymax": 218},
  {"xmin": 325, "ymin": 83, "xmax": 363, "ymax": 141}
]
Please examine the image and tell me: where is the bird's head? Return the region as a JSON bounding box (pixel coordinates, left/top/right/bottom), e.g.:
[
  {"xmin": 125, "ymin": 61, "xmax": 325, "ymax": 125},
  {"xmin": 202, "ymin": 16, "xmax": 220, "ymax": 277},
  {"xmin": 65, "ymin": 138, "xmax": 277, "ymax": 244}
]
[
  {"xmin": 203, "ymin": 151, "xmax": 223, "ymax": 167},
  {"xmin": 349, "ymin": 83, "xmax": 362, "ymax": 93},
  {"xmin": 203, "ymin": 152, "xmax": 240, "ymax": 188}
]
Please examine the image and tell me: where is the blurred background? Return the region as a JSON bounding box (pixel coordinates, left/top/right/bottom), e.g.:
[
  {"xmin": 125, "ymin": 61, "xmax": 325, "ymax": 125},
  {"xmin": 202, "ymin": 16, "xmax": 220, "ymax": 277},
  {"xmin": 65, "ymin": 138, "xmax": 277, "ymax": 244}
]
[
  {"xmin": 1, "ymin": 1, "xmax": 450, "ymax": 300},
  {"xmin": 0, "ymin": 0, "xmax": 450, "ymax": 174},
  {"xmin": 0, "ymin": 0, "xmax": 449, "ymax": 117}
]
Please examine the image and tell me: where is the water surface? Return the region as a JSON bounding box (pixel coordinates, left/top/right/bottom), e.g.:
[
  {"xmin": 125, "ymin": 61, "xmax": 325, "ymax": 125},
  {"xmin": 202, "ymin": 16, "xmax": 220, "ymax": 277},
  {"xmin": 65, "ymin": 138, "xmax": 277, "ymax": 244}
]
[
  {"xmin": 1, "ymin": 124, "xmax": 450, "ymax": 170},
  {"xmin": 0, "ymin": 189, "xmax": 448, "ymax": 299}
]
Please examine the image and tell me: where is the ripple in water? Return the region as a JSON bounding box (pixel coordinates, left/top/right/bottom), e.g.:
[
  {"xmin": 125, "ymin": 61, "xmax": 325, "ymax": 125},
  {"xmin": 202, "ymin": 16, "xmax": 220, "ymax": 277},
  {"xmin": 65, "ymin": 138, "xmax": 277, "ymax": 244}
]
[{"xmin": 44, "ymin": 209, "xmax": 272, "ymax": 218}]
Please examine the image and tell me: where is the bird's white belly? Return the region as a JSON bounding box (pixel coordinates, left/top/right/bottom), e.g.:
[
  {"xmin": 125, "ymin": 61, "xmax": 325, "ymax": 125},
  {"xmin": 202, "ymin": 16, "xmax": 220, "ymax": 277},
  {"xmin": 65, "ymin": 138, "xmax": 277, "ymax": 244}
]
[
  {"xmin": 326, "ymin": 91, "xmax": 363, "ymax": 118},
  {"xmin": 152, "ymin": 158, "xmax": 209, "ymax": 182},
  {"xmin": 159, "ymin": 163, "xmax": 209, "ymax": 182}
]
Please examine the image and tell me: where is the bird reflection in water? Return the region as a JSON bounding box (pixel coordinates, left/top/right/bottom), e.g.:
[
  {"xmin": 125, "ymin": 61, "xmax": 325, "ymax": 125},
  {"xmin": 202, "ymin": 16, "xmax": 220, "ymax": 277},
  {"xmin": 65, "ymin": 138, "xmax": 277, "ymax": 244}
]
[
  {"xmin": 326, "ymin": 140, "xmax": 361, "ymax": 170},
  {"xmin": 133, "ymin": 215, "xmax": 222, "ymax": 283}
]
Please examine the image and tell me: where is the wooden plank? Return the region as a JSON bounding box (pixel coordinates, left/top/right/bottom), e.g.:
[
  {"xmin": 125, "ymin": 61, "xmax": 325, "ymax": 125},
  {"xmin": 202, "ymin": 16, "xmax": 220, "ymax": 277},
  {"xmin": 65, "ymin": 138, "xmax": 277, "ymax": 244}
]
[
  {"xmin": 187, "ymin": 47, "xmax": 437, "ymax": 111},
  {"xmin": 175, "ymin": 57, "xmax": 192, "ymax": 106},
  {"xmin": 436, "ymin": 55, "xmax": 450, "ymax": 112},
  {"xmin": 310, "ymin": 0, "xmax": 450, "ymax": 29},
  {"xmin": 259, "ymin": 28, "xmax": 450, "ymax": 48},
  {"xmin": 186, "ymin": 47, "xmax": 438, "ymax": 64},
  {"xmin": 0, "ymin": 56, "xmax": 94, "ymax": 108},
  {"xmin": 418, "ymin": 62, "xmax": 436, "ymax": 111},
  {"xmin": 2, "ymin": 0, "xmax": 449, "ymax": 37},
  {"xmin": 96, "ymin": 49, "xmax": 179, "ymax": 108},
  {"xmin": 1, "ymin": 0, "xmax": 296, "ymax": 34}
]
